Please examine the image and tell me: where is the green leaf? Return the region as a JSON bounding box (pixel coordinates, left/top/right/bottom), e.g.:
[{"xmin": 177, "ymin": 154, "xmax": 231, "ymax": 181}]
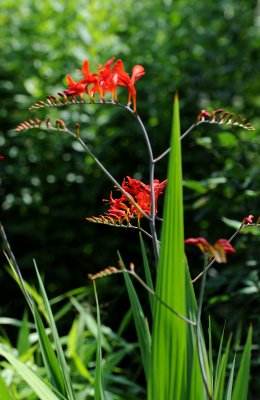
[
  {"xmin": 93, "ymin": 281, "xmax": 106, "ymax": 400},
  {"xmin": 149, "ymin": 95, "xmax": 206, "ymax": 399},
  {"xmin": 139, "ymin": 232, "xmax": 155, "ymax": 317},
  {"xmin": 0, "ymin": 344, "xmax": 58, "ymax": 400},
  {"xmin": 232, "ymin": 326, "xmax": 252, "ymax": 400},
  {"xmin": 213, "ymin": 325, "xmax": 226, "ymax": 395},
  {"xmin": 17, "ymin": 310, "xmax": 30, "ymax": 356},
  {"xmin": 118, "ymin": 253, "xmax": 151, "ymax": 381},
  {"xmin": 213, "ymin": 334, "xmax": 232, "ymax": 400},
  {"xmin": 225, "ymin": 353, "xmax": 236, "ymax": 400},
  {"xmin": 185, "ymin": 264, "xmax": 209, "ymax": 400},
  {"xmin": 70, "ymin": 296, "xmax": 110, "ymax": 352},
  {"xmin": 0, "ymin": 373, "xmax": 14, "ymax": 400},
  {"xmin": 34, "ymin": 263, "xmax": 75, "ymax": 400},
  {"xmin": 67, "ymin": 317, "xmax": 94, "ymax": 384},
  {"xmin": 32, "ymin": 302, "xmax": 66, "ymax": 396}
]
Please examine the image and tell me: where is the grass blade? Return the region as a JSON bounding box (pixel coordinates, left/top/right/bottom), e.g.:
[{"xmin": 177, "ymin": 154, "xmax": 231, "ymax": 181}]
[
  {"xmin": 139, "ymin": 232, "xmax": 155, "ymax": 317},
  {"xmin": 232, "ymin": 326, "xmax": 252, "ymax": 400},
  {"xmin": 34, "ymin": 262, "xmax": 75, "ymax": 400},
  {"xmin": 118, "ymin": 253, "xmax": 151, "ymax": 381},
  {"xmin": 214, "ymin": 334, "xmax": 232, "ymax": 400},
  {"xmin": 33, "ymin": 302, "xmax": 67, "ymax": 396},
  {"xmin": 16, "ymin": 310, "xmax": 30, "ymax": 356},
  {"xmin": 0, "ymin": 374, "xmax": 14, "ymax": 400},
  {"xmin": 93, "ymin": 281, "xmax": 106, "ymax": 400},
  {"xmin": 225, "ymin": 353, "xmax": 236, "ymax": 400},
  {"xmin": 0, "ymin": 344, "xmax": 58, "ymax": 400}
]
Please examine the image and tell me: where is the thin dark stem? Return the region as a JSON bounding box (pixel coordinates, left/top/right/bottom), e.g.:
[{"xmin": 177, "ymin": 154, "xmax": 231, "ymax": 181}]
[
  {"xmin": 134, "ymin": 113, "xmax": 159, "ymax": 264},
  {"xmin": 196, "ymin": 256, "xmax": 212, "ymax": 399},
  {"xmin": 65, "ymin": 128, "xmax": 152, "ymax": 222},
  {"xmin": 125, "ymin": 269, "xmax": 196, "ymax": 326},
  {"xmin": 153, "ymin": 121, "xmax": 203, "ymax": 163}
]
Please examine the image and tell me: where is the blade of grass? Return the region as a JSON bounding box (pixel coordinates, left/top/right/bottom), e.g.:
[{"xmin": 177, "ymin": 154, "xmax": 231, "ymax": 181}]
[
  {"xmin": 225, "ymin": 353, "xmax": 236, "ymax": 400},
  {"xmin": 0, "ymin": 374, "xmax": 14, "ymax": 400},
  {"xmin": 17, "ymin": 310, "xmax": 30, "ymax": 356},
  {"xmin": 118, "ymin": 253, "xmax": 151, "ymax": 381},
  {"xmin": 208, "ymin": 317, "xmax": 214, "ymax": 391},
  {"xmin": 139, "ymin": 232, "xmax": 155, "ymax": 317},
  {"xmin": 67, "ymin": 317, "xmax": 94, "ymax": 384},
  {"xmin": 185, "ymin": 261, "xmax": 209, "ymax": 400},
  {"xmin": 0, "ymin": 344, "xmax": 59, "ymax": 400},
  {"xmin": 70, "ymin": 296, "xmax": 110, "ymax": 352},
  {"xmin": 3, "ymin": 250, "xmax": 67, "ymax": 396},
  {"xmin": 93, "ymin": 281, "xmax": 106, "ymax": 400},
  {"xmin": 32, "ymin": 301, "xmax": 67, "ymax": 396},
  {"xmin": 34, "ymin": 262, "xmax": 75, "ymax": 400},
  {"xmin": 214, "ymin": 323, "xmax": 226, "ymax": 395},
  {"xmin": 232, "ymin": 326, "xmax": 252, "ymax": 400},
  {"xmin": 214, "ymin": 335, "xmax": 232, "ymax": 400}
]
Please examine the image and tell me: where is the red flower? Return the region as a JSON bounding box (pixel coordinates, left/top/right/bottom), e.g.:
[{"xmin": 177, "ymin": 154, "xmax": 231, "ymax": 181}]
[
  {"xmin": 80, "ymin": 59, "xmax": 99, "ymax": 98},
  {"xmin": 64, "ymin": 75, "xmax": 85, "ymax": 97},
  {"xmin": 63, "ymin": 57, "xmax": 145, "ymax": 111},
  {"xmin": 112, "ymin": 60, "xmax": 145, "ymax": 112},
  {"xmin": 97, "ymin": 57, "xmax": 118, "ymax": 100},
  {"xmin": 91, "ymin": 176, "xmax": 167, "ymax": 224},
  {"xmin": 243, "ymin": 215, "xmax": 254, "ymax": 224},
  {"xmin": 184, "ymin": 237, "xmax": 212, "ymax": 253},
  {"xmin": 131, "ymin": 65, "xmax": 145, "ymax": 84},
  {"xmin": 0, "ymin": 154, "xmax": 4, "ymax": 160},
  {"xmin": 185, "ymin": 237, "xmax": 235, "ymax": 263},
  {"xmin": 197, "ymin": 110, "xmax": 211, "ymax": 122},
  {"xmin": 122, "ymin": 176, "xmax": 167, "ymax": 217}
]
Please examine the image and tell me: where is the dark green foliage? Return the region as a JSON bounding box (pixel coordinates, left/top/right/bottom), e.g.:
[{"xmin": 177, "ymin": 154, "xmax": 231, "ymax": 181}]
[{"xmin": 0, "ymin": 0, "xmax": 259, "ymax": 397}]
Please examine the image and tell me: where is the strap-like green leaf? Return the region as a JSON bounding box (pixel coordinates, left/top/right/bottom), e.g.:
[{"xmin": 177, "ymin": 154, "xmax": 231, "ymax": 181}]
[
  {"xmin": 93, "ymin": 281, "xmax": 106, "ymax": 400},
  {"xmin": 0, "ymin": 344, "xmax": 59, "ymax": 400},
  {"xmin": 34, "ymin": 263, "xmax": 75, "ymax": 400},
  {"xmin": 139, "ymin": 232, "xmax": 155, "ymax": 317},
  {"xmin": 149, "ymin": 95, "xmax": 189, "ymax": 399},
  {"xmin": 232, "ymin": 326, "xmax": 252, "ymax": 400},
  {"xmin": 118, "ymin": 253, "xmax": 151, "ymax": 381}
]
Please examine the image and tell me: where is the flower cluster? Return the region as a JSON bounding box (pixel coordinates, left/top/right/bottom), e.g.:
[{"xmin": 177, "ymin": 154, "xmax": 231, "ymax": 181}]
[
  {"xmin": 64, "ymin": 57, "xmax": 145, "ymax": 112},
  {"xmin": 196, "ymin": 109, "xmax": 255, "ymax": 130},
  {"xmin": 184, "ymin": 237, "xmax": 236, "ymax": 263},
  {"xmin": 87, "ymin": 176, "xmax": 167, "ymax": 225}
]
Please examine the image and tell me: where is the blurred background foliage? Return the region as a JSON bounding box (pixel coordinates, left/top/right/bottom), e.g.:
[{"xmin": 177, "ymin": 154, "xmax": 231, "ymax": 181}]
[{"xmin": 0, "ymin": 0, "xmax": 259, "ymax": 397}]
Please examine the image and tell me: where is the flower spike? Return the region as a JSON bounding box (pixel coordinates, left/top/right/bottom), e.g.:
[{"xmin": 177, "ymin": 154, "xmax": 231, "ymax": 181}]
[
  {"xmin": 196, "ymin": 109, "xmax": 255, "ymax": 131},
  {"xmin": 86, "ymin": 176, "xmax": 167, "ymax": 225}
]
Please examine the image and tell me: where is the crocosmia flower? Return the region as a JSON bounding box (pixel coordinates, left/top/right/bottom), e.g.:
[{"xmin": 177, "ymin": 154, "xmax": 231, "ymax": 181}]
[
  {"xmin": 185, "ymin": 237, "xmax": 235, "ymax": 263},
  {"xmin": 87, "ymin": 176, "xmax": 167, "ymax": 225},
  {"xmin": 63, "ymin": 57, "xmax": 145, "ymax": 112},
  {"xmin": 243, "ymin": 215, "xmax": 254, "ymax": 224}
]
